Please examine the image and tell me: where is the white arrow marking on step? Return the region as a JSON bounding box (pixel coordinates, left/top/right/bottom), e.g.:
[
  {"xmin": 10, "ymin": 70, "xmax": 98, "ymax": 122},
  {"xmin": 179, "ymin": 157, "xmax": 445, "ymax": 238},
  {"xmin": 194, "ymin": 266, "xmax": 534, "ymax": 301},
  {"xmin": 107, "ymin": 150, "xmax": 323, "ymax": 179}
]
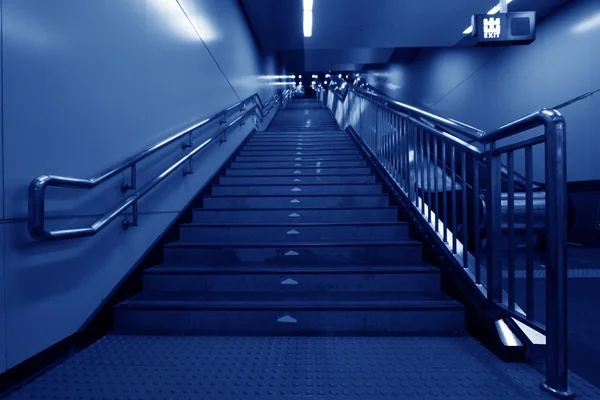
[
  {"xmin": 296, "ymin": 152, "xmax": 302, "ymax": 155},
  {"xmin": 294, "ymin": 163, "xmax": 302, "ymax": 167},
  {"xmin": 281, "ymin": 278, "xmax": 299, "ymax": 285},
  {"xmin": 290, "ymin": 199, "xmax": 300, "ymax": 204},
  {"xmin": 296, "ymin": 147, "xmax": 302, "ymax": 150},
  {"xmin": 277, "ymin": 314, "xmax": 298, "ymax": 324},
  {"xmin": 295, "ymin": 157, "xmax": 302, "ymax": 161},
  {"xmin": 291, "ymin": 187, "xmax": 301, "ymax": 192},
  {"xmin": 293, "ymin": 178, "xmax": 301, "ymax": 182},
  {"xmin": 284, "ymin": 250, "xmax": 299, "ymax": 256},
  {"xmin": 293, "ymin": 170, "xmax": 302, "ymax": 174},
  {"xmin": 288, "ymin": 212, "xmax": 300, "ymax": 217},
  {"xmin": 287, "ymin": 229, "xmax": 300, "ymax": 235}
]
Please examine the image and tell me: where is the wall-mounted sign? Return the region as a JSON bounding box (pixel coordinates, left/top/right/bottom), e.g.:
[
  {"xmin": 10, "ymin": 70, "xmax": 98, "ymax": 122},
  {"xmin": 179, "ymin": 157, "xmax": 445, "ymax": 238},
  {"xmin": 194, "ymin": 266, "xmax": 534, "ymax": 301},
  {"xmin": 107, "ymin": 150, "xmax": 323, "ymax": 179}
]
[{"xmin": 471, "ymin": 12, "xmax": 536, "ymax": 46}]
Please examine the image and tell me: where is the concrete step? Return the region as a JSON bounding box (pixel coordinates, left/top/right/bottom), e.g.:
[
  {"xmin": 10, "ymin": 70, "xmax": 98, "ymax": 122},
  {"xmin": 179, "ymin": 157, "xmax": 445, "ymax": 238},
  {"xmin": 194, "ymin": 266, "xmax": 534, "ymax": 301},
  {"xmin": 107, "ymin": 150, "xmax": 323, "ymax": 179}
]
[
  {"xmin": 163, "ymin": 241, "xmax": 423, "ymax": 266},
  {"xmin": 234, "ymin": 154, "xmax": 363, "ymax": 162},
  {"xmin": 202, "ymin": 195, "xmax": 389, "ymax": 209},
  {"xmin": 192, "ymin": 207, "xmax": 398, "ymax": 223},
  {"xmin": 218, "ymin": 175, "xmax": 376, "ymax": 185},
  {"xmin": 254, "ymin": 132, "xmax": 346, "ymax": 137},
  {"xmin": 210, "ymin": 184, "xmax": 382, "ymax": 196},
  {"xmin": 242, "ymin": 146, "xmax": 358, "ymax": 153},
  {"xmin": 229, "ymin": 160, "xmax": 365, "ymax": 168},
  {"xmin": 244, "ymin": 141, "xmax": 354, "ymax": 147},
  {"xmin": 114, "ymin": 292, "xmax": 465, "ymax": 336},
  {"xmin": 247, "ymin": 137, "xmax": 351, "ymax": 144},
  {"xmin": 178, "ymin": 222, "xmax": 409, "ymax": 243},
  {"xmin": 143, "ymin": 264, "xmax": 440, "ymax": 294},
  {"xmin": 225, "ymin": 167, "xmax": 371, "ymax": 176},
  {"xmin": 237, "ymin": 149, "xmax": 361, "ymax": 156}
]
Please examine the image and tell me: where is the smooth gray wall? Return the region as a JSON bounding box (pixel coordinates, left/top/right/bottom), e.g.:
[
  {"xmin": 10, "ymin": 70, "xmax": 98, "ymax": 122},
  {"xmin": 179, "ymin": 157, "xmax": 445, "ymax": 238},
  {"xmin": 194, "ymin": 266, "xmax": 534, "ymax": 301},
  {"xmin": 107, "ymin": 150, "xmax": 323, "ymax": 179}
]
[
  {"xmin": 0, "ymin": 0, "xmax": 280, "ymax": 372},
  {"xmin": 365, "ymin": 0, "xmax": 600, "ymax": 182}
]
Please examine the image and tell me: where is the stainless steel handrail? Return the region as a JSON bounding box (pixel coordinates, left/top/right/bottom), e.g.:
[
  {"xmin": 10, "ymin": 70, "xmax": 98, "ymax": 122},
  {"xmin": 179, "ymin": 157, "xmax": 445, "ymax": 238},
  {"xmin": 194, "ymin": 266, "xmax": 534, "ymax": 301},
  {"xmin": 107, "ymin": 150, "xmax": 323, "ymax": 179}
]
[
  {"xmin": 325, "ymin": 84, "xmax": 571, "ymax": 398},
  {"xmin": 28, "ymin": 91, "xmax": 285, "ymax": 241}
]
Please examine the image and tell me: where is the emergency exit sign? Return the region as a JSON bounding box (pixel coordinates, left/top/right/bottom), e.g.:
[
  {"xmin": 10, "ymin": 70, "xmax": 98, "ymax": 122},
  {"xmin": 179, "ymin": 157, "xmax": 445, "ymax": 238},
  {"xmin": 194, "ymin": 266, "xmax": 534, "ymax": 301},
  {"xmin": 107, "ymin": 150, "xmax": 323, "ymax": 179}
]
[{"xmin": 471, "ymin": 11, "xmax": 536, "ymax": 46}]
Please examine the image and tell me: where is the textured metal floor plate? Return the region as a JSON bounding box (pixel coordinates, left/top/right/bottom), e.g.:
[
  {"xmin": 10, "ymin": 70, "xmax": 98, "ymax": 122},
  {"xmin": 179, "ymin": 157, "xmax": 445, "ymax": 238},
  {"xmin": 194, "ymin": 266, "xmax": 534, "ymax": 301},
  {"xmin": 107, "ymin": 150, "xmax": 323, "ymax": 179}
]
[{"xmin": 6, "ymin": 335, "xmax": 600, "ymax": 399}]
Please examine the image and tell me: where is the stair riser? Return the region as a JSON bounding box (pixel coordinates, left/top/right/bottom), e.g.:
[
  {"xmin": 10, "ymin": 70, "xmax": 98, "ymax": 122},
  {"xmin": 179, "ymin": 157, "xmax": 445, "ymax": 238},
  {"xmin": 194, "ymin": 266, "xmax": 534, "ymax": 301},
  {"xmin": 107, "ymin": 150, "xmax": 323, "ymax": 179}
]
[
  {"xmin": 238, "ymin": 150, "xmax": 361, "ymax": 156},
  {"xmin": 115, "ymin": 308, "xmax": 465, "ymax": 336},
  {"xmin": 211, "ymin": 185, "xmax": 382, "ymax": 196},
  {"xmin": 243, "ymin": 144, "xmax": 356, "ymax": 150},
  {"xmin": 254, "ymin": 133, "xmax": 346, "ymax": 138},
  {"xmin": 192, "ymin": 209, "xmax": 398, "ymax": 223},
  {"xmin": 235, "ymin": 155, "xmax": 363, "ymax": 162},
  {"xmin": 230, "ymin": 161, "xmax": 365, "ymax": 168},
  {"xmin": 266, "ymin": 128, "xmax": 339, "ymax": 132},
  {"xmin": 202, "ymin": 196, "xmax": 389, "ymax": 209},
  {"xmin": 143, "ymin": 271, "xmax": 439, "ymax": 293},
  {"xmin": 225, "ymin": 168, "xmax": 371, "ymax": 176},
  {"xmin": 179, "ymin": 224, "xmax": 409, "ymax": 242},
  {"xmin": 248, "ymin": 138, "xmax": 351, "ymax": 144},
  {"xmin": 163, "ymin": 244, "xmax": 422, "ymax": 266},
  {"xmin": 218, "ymin": 176, "xmax": 376, "ymax": 185}
]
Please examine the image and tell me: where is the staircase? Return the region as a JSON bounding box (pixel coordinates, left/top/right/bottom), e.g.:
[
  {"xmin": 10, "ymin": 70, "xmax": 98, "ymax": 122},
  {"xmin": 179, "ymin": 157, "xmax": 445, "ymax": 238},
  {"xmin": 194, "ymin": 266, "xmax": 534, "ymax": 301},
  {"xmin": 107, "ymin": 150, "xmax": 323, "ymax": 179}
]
[{"xmin": 115, "ymin": 97, "xmax": 465, "ymax": 336}]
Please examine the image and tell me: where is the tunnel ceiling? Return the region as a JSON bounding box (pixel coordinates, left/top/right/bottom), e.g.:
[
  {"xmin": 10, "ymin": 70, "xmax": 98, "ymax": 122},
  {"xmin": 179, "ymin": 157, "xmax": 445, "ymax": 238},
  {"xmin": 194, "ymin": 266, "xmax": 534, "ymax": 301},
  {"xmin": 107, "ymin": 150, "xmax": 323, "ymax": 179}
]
[{"xmin": 241, "ymin": 0, "xmax": 572, "ymax": 73}]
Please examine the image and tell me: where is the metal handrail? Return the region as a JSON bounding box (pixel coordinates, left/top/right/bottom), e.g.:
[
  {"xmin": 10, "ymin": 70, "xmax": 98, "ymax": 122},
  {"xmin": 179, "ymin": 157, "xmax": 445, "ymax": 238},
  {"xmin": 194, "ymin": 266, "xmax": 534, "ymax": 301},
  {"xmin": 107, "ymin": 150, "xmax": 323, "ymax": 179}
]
[
  {"xmin": 331, "ymin": 80, "xmax": 545, "ymax": 190},
  {"xmin": 325, "ymin": 85, "xmax": 571, "ymax": 398},
  {"xmin": 28, "ymin": 91, "xmax": 285, "ymax": 241}
]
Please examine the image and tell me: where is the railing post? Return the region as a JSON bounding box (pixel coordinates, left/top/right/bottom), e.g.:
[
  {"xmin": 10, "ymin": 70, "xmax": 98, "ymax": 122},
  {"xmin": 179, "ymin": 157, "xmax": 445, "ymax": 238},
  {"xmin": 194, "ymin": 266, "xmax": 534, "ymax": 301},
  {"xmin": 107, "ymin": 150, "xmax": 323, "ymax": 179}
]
[{"xmin": 541, "ymin": 114, "xmax": 573, "ymax": 399}]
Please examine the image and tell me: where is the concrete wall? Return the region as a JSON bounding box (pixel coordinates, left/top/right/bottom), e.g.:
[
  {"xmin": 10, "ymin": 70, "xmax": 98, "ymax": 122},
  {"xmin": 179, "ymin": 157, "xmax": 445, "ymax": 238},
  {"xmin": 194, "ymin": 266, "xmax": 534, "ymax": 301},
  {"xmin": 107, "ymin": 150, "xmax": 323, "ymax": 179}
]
[
  {"xmin": 0, "ymin": 0, "xmax": 280, "ymax": 371},
  {"xmin": 365, "ymin": 0, "xmax": 600, "ymax": 182}
]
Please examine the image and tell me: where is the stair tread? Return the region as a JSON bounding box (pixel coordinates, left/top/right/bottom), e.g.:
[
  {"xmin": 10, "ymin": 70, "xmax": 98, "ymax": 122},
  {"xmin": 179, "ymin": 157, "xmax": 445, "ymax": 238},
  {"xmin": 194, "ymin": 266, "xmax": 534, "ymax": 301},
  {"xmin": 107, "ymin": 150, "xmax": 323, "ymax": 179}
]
[
  {"xmin": 118, "ymin": 291, "xmax": 462, "ymax": 309},
  {"xmin": 195, "ymin": 206, "xmax": 396, "ymax": 211},
  {"xmin": 164, "ymin": 239, "xmax": 421, "ymax": 248},
  {"xmin": 145, "ymin": 264, "xmax": 436, "ymax": 274},
  {"xmin": 205, "ymin": 194, "xmax": 385, "ymax": 198},
  {"xmin": 180, "ymin": 221, "xmax": 407, "ymax": 228}
]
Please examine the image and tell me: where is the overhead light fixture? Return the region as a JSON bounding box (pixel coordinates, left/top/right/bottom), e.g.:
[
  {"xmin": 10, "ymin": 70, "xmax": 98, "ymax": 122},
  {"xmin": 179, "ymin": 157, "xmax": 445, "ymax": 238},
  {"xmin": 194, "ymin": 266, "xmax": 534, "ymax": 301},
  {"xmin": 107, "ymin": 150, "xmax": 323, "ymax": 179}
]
[
  {"xmin": 303, "ymin": 0, "xmax": 313, "ymax": 37},
  {"xmin": 463, "ymin": 0, "xmax": 514, "ymax": 34},
  {"xmin": 299, "ymin": 75, "xmax": 302, "ymax": 78},
  {"xmin": 572, "ymin": 12, "xmax": 600, "ymax": 33}
]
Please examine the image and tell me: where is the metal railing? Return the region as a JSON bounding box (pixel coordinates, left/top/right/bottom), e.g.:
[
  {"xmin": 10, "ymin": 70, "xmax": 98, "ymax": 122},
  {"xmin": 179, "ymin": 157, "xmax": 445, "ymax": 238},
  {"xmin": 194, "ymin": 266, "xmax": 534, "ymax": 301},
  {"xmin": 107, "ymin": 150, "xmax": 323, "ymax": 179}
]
[
  {"xmin": 324, "ymin": 82, "xmax": 572, "ymax": 398},
  {"xmin": 28, "ymin": 90, "xmax": 289, "ymax": 241}
]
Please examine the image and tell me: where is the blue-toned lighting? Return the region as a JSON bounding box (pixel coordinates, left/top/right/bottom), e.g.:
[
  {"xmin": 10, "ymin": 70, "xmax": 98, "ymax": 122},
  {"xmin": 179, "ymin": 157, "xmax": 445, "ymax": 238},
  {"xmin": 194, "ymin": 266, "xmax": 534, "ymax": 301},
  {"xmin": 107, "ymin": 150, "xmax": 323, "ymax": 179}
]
[{"xmin": 303, "ymin": 0, "xmax": 313, "ymax": 37}]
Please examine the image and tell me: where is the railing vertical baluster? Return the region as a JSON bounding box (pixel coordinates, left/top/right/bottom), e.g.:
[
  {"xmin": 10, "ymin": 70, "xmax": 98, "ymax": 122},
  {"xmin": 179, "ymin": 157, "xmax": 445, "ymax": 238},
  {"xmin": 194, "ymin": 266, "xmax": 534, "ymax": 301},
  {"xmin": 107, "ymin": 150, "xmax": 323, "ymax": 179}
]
[
  {"xmin": 420, "ymin": 128, "xmax": 426, "ymax": 214},
  {"xmin": 434, "ymin": 136, "xmax": 439, "ymax": 233},
  {"xmin": 426, "ymin": 131, "xmax": 432, "ymax": 223},
  {"xmin": 406, "ymin": 119, "xmax": 413, "ymax": 203},
  {"xmin": 392, "ymin": 114, "xmax": 397, "ymax": 181},
  {"xmin": 461, "ymin": 151, "xmax": 468, "ymax": 268},
  {"xmin": 442, "ymin": 141, "xmax": 448, "ymax": 243},
  {"xmin": 473, "ymin": 158, "xmax": 481, "ymax": 284},
  {"xmin": 507, "ymin": 151, "xmax": 516, "ymax": 310},
  {"xmin": 525, "ymin": 145, "xmax": 535, "ymax": 320},
  {"xmin": 451, "ymin": 145, "xmax": 457, "ymax": 254},
  {"xmin": 487, "ymin": 144, "xmax": 503, "ymax": 303}
]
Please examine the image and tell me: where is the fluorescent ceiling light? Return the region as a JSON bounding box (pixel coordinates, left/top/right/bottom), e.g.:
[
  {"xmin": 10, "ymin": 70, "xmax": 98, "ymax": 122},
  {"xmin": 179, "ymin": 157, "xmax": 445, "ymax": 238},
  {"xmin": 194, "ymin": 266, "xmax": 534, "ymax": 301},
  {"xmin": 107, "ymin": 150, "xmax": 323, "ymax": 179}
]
[
  {"xmin": 304, "ymin": 10, "xmax": 313, "ymax": 37},
  {"xmin": 463, "ymin": 0, "xmax": 514, "ymax": 34},
  {"xmin": 573, "ymin": 12, "xmax": 600, "ymax": 33},
  {"xmin": 303, "ymin": 0, "xmax": 313, "ymax": 11}
]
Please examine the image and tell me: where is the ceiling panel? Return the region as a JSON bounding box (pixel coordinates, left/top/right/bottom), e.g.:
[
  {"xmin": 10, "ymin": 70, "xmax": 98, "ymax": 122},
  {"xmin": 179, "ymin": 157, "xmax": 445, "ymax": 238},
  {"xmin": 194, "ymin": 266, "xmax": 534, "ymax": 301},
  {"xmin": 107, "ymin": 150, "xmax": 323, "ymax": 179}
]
[
  {"xmin": 241, "ymin": 0, "xmax": 574, "ymax": 71},
  {"xmin": 304, "ymin": 48, "xmax": 394, "ymax": 71}
]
